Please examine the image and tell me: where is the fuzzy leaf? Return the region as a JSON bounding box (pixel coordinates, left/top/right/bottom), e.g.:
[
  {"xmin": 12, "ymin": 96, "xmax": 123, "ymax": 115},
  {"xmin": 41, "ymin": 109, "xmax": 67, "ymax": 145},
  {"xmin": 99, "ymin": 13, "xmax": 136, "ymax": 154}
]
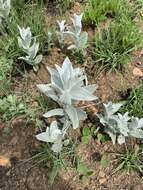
[
  {"xmin": 106, "ymin": 130, "xmax": 116, "ymax": 144},
  {"xmin": 37, "ymin": 84, "xmax": 58, "ymax": 101},
  {"xmin": 113, "ymin": 113, "xmax": 130, "ymax": 136},
  {"xmin": 36, "ymin": 121, "xmax": 62, "ymax": 143},
  {"xmin": 77, "ymin": 32, "xmax": 88, "ymax": 50},
  {"xmin": 104, "ymin": 102, "xmax": 123, "ymax": 117},
  {"xmin": 57, "ymin": 20, "xmax": 66, "ymax": 32},
  {"xmin": 71, "ymin": 13, "xmax": 83, "ymax": 30},
  {"xmin": 117, "ymin": 135, "xmax": 125, "ymax": 145},
  {"xmin": 51, "ymin": 141, "xmax": 63, "ymax": 153},
  {"xmin": 34, "ymin": 54, "xmax": 42, "ymax": 64},
  {"xmin": 129, "ymin": 129, "xmax": 143, "ymax": 138},
  {"xmin": 43, "ymin": 109, "xmax": 64, "ymax": 118},
  {"xmin": 65, "ymin": 106, "xmax": 79, "ymax": 129},
  {"xmin": 70, "ymin": 86, "xmax": 98, "ymax": 101}
]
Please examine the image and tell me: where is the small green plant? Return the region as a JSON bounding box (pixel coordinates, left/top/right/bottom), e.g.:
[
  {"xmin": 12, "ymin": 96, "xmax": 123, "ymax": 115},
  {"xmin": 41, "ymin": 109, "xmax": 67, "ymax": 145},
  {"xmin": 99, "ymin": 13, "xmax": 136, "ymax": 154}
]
[
  {"xmin": 0, "ymin": 94, "xmax": 37, "ymax": 123},
  {"xmin": 81, "ymin": 127, "xmax": 92, "ymax": 144},
  {"xmin": 77, "ymin": 160, "xmax": 93, "ymax": 181},
  {"xmin": 121, "ymin": 83, "xmax": 143, "ymax": 118},
  {"xmin": 112, "ymin": 145, "xmax": 143, "ymax": 174},
  {"xmin": 93, "ymin": 18, "xmax": 142, "ymax": 70},
  {"xmin": 0, "ymin": 56, "xmax": 13, "ymax": 95},
  {"xmin": 0, "ymin": 95, "xmax": 25, "ymax": 122},
  {"xmin": 100, "ymin": 154, "xmax": 110, "ymax": 168},
  {"xmin": 36, "ymin": 57, "xmax": 98, "ymax": 152},
  {"xmin": 0, "ymin": 56, "xmax": 13, "ymax": 80},
  {"xmin": 83, "ymin": 0, "xmax": 139, "ymax": 26},
  {"xmin": 17, "ymin": 26, "xmax": 43, "ymax": 71}
]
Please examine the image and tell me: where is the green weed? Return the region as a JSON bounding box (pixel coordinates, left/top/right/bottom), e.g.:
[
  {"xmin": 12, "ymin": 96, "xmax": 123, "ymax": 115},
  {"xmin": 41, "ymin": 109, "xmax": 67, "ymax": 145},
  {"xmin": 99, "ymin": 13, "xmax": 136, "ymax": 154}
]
[
  {"xmin": 81, "ymin": 127, "xmax": 92, "ymax": 144},
  {"xmin": 77, "ymin": 160, "xmax": 93, "ymax": 181},
  {"xmin": 112, "ymin": 145, "xmax": 143, "ymax": 174},
  {"xmin": 0, "ymin": 93, "xmax": 38, "ymax": 123},
  {"xmin": 0, "ymin": 56, "xmax": 13, "ymax": 81},
  {"xmin": 83, "ymin": 0, "xmax": 141, "ymax": 26},
  {"xmin": 83, "ymin": 0, "xmax": 123, "ymax": 26},
  {"xmin": 0, "ymin": 95, "xmax": 25, "ymax": 122}
]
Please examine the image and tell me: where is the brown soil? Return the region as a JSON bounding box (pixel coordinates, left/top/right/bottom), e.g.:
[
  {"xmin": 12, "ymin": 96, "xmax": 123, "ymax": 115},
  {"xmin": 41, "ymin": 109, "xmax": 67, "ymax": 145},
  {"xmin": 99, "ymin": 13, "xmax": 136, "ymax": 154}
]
[{"xmin": 0, "ymin": 122, "xmax": 72, "ymax": 190}]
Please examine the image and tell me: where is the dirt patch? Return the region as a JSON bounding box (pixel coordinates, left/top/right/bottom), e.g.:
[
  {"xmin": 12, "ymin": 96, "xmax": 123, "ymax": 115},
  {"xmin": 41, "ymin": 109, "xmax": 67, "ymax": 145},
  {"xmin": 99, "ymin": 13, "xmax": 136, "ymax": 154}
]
[
  {"xmin": 0, "ymin": 122, "xmax": 73, "ymax": 190},
  {"xmin": 58, "ymin": 137, "xmax": 143, "ymax": 190},
  {"xmin": 85, "ymin": 57, "xmax": 142, "ymax": 102}
]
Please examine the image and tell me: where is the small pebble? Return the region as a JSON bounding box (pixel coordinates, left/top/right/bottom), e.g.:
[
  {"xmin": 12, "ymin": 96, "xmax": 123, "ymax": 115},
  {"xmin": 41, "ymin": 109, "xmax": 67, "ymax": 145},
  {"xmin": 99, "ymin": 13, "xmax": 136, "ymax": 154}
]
[
  {"xmin": 99, "ymin": 171, "xmax": 105, "ymax": 178},
  {"xmin": 99, "ymin": 178, "xmax": 106, "ymax": 184}
]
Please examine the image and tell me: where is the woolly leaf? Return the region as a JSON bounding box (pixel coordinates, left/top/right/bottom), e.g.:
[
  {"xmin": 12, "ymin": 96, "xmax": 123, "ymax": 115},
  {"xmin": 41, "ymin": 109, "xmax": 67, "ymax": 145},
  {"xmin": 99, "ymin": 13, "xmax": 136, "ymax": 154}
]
[{"xmin": 43, "ymin": 109, "xmax": 64, "ymax": 118}]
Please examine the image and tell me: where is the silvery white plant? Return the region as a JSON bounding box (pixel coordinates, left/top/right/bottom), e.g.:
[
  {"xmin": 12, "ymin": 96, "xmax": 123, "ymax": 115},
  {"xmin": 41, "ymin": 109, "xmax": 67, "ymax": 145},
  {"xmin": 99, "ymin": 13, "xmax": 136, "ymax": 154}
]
[
  {"xmin": 57, "ymin": 20, "xmax": 66, "ymax": 47},
  {"xmin": 36, "ymin": 120, "xmax": 69, "ymax": 153},
  {"xmin": 56, "ymin": 13, "xmax": 88, "ymax": 52},
  {"xmin": 17, "ymin": 26, "xmax": 42, "ymax": 72},
  {"xmin": 97, "ymin": 102, "xmax": 143, "ymax": 145},
  {"xmin": 65, "ymin": 13, "xmax": 88, "ymax": 52},
  {"xmin": 18, "ymin": 26, "xmax": 32, "ymax": 50},
  {"xmin": 36, "ymin": 57, "xmax": 98, "ymax": 152},
  {"xmin": 128, "ymin": 117, "xmax": 143, "ymax": 139},
  {"xmin": 0, "ymin": 0, "xmax": 11, "ymax": 26}
]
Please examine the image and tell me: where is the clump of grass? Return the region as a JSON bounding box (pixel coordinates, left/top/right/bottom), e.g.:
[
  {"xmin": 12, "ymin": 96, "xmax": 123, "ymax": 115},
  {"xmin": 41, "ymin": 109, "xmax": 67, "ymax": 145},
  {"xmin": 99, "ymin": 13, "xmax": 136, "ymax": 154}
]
[
  {"xmin": 93, "ymin": 17, "xmax": 142, "ymax": 71},
  {"xmin": 83, "ymin": 0, "xmax": 123, "ymax": 26},
  {"xmin": 83, "ymin": 0, "xmax": 141, "ymax": 27},
  {"xmin": 29, "ymin": 142, "xmax": 76, "ymax": 185},
  {"xmin": 112, "ymin": 145, "xmax": 143, "ymax": 174},
  {"xmin": 121, "ymin": 83, "xmax": 143, "ymax": 118}
]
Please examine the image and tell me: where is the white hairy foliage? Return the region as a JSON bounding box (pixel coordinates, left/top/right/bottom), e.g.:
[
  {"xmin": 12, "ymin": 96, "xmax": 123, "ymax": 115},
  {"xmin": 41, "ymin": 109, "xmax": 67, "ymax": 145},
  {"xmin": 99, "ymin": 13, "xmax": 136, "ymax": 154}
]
[
  {"xmin": 57, "ymin": 20, "xmax": 66, "ymax": 46},
  {"xmin": 97, "ymin": 102, "xmax": 143, "ymax": 144},
  {"xmin": 17, "ymin": 26, "xmax": 42, "ymax": 72},
  {"xmin": 36, "ymin": 121, "xmax": 65, "ymax": 153},
  {"xmin": 56, "ymin": 13, "xmax": 88, "ymax": 52},
  {"xmin": 36, "ymin": 57, "xmax": 98, "ymax": 152},
  {"xmin": 66, "ymin": 13, "xmax": 88, "ymax": 51}
]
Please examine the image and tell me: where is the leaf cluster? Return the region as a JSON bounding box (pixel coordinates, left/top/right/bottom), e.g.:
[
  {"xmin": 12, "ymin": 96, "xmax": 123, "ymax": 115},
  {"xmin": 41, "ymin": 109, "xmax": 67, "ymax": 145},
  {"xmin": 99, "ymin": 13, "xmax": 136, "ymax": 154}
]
[
  {"xmin": 17, "ymin": 26, "xmax": 42, "ymax": 71},
  {"xmin": 97, "ymin": 102, "xmax": 143, "ymax": 144},
  {"xmin": 57, "ymin": 13, "xmax": 88, "ymax": 53},
  {"xmin": 36, "ymin": 57, "xmax": 98, "ymax": 152}
]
